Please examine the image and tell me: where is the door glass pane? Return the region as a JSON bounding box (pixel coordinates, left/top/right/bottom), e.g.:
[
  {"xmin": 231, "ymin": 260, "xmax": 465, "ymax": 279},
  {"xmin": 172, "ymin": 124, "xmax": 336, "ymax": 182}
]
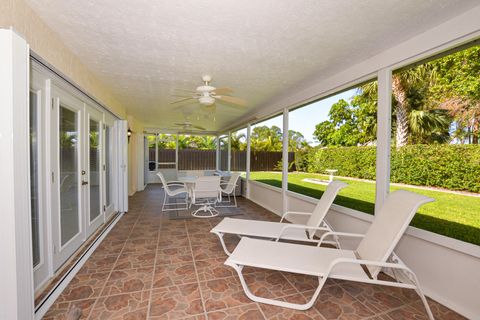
[
  {"xmin": 60, "ymin": 106, "xmax": 79, "ymax": 245},
  {"xmin": 89, "ymin": 119, "xmax": 101, "ymax": 221},
  {"xmin": 105, "ymin": 126, "xmax": 112, "ymax": 207},
  {"xmin": 30, "ymin": 91, "xmax": 40, "ymax": 267}
]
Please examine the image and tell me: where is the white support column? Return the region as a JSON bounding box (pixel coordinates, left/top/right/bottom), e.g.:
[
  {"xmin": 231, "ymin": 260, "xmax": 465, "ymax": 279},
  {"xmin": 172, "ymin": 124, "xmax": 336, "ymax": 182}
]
[
  {"xmin": 175, "ymin": 134, "xmax": 179, "ymax": 171},
  {"xmin": 246, "ymin": 124, "xmax": 251, "ymax": 199},
  {"xmin": 215, "ymin": 135, "xmax": 220, "ymax": 171},
  {"xmin": 375, "ymin": 68, "xmax": 392, "ymax": 214},
  {"xmin": 282, "ymin": 108, "xmax": 289, "ymax": 213},
  {"xmin": 227, "ymin": 131, "xmax": 232, "ymax": 172},
  {"xmin": 0, "ymin": 29, "xmax": 35, "ymax": 320},
  {"xmin": 136, "ymin": 133, "xmax": 145, "ymax": 191}
]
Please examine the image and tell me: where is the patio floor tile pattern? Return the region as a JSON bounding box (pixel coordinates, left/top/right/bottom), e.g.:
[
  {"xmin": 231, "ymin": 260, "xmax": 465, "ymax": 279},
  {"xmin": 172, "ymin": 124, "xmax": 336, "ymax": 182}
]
[{"xmin": 43, "ymin": 184, "xmax": 466, "ymax": 320}]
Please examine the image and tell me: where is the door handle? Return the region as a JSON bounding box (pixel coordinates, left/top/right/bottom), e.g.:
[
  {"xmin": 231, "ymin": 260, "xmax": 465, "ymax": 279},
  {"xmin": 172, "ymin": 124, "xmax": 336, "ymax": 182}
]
[{"xmin": 82, "ymin": 181, "xmax": 89, "ymax": 186}]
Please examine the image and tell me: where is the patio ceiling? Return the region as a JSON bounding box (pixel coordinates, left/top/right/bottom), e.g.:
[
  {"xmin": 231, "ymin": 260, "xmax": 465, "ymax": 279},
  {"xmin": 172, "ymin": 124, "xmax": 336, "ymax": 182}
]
[{"xmin": 26, "ymin": 0, "xmax": 478, "ymax": 131}]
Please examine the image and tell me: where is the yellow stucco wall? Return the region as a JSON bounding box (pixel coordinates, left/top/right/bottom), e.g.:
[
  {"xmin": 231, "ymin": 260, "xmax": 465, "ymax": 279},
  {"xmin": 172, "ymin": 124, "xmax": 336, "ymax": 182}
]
[
  {"xmin": 0, "ymin": 0, "xmax": 127, "ymax": 118},
  {"xmin": 0, "ymin": 0, "xmax": 146, "ymax": 194}
]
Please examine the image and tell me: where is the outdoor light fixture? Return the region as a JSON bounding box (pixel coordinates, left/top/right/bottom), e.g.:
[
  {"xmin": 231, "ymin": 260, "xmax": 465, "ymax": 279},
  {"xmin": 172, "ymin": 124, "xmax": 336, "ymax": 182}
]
[{"xmin": 127, "ymin": 128, "xmax": 132, "ymax": 143}]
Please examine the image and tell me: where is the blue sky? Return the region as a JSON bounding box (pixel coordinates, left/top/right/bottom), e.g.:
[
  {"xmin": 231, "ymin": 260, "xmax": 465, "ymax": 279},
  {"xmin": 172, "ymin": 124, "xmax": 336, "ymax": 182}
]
[{"xmin": 251, "ymin": 88, "xmax": 357, "ymax": 145}]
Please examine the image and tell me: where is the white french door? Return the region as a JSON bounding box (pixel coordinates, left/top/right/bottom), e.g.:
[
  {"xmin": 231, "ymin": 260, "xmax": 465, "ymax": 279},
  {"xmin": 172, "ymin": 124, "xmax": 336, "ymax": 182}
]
[
  {"xmin": 104, "ymin": 114, "xmax": 116, "ymax": 219},
  {"xmin": 51, "ymin": 85, "xmax": 85, "ymax": 270},
  {"xmin": 51, "ymin": 86, "xmax": 109, "ymax": 270},
  {"xmin": 85, "ymin": 105, "xmax": 104, "ymax": 237}
]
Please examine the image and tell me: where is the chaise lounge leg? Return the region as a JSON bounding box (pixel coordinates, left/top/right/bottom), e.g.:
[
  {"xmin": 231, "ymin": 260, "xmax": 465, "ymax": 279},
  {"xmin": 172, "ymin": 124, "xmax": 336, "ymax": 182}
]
[
  {"xmin": 228, "ymin": 262, "xmax": 327, "ymax": 310},
  {"xmin": 409, "ymin": 272, "xmax": 435, "ymax": 320},
  {"xmin": 212, "ymin": 231, "xmax": 233, "ymax": 256}
]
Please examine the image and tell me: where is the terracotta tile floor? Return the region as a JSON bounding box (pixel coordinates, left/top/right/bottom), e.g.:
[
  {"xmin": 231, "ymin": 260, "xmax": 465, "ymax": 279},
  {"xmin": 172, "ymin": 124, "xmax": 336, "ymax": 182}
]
[{"xmin": 44, "ymin": 184, "xmax": 466, "ymax": 320}]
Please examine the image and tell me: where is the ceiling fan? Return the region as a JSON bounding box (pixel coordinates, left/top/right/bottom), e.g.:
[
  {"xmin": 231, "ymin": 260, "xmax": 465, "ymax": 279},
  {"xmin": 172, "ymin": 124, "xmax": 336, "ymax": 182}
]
[
  {"xmin": 172, "ymin": 121, "xmax": 206, "ymax": 131},
  {"xmin": 171, "ymin": 75, "xmax": 247, "ymax": 107}
]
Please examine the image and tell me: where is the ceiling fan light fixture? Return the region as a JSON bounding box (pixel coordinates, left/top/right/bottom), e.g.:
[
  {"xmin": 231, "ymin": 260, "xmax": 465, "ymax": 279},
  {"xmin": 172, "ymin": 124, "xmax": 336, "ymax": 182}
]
[{"xmin": 199, "ymin": 96, "xmax": 215, "ymax": 105}]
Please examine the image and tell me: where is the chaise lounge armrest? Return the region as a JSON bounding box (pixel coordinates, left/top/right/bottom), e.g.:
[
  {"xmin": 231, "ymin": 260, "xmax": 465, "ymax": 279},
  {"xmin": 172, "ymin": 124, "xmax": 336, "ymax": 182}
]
[
  {"xmin": 275, "ymin": 224, "xmax": 331, "ymax": 242},
  {"xmin": 280, "ymin": 211, "xmax": 312, "ymax": 222},
  {"xmin": 317, "ymin": 231, "xmax": 365, "ymax": 247}
]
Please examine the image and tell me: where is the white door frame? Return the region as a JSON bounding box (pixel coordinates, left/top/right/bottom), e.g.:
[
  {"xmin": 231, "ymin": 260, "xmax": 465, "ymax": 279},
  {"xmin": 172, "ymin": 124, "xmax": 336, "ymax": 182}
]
[{"xmin": 0, "ymin": 29, "xmax": 35, "ymax": 320}]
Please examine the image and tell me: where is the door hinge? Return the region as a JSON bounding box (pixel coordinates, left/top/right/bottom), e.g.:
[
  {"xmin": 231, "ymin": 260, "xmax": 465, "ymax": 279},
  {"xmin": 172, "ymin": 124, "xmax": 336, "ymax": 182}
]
[
  {"xmin": 51, "ymin": 171, "xmax": 54, "ymax": 183},
  {"xmin": 51, "ymin": 98, "xmax": 54, "ymax": 109},
  {"xmin": 103, "ymin": 164, "xmax": 106, "ymax": 171},
  {"xmin": 103, "ymin": 205, "xmax": 106, "ymax": 212}
]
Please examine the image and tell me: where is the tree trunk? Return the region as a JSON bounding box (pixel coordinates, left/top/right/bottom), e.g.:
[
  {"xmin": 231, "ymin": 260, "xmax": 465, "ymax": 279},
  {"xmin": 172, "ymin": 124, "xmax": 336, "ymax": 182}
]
[{"xmin": 392, "ymin": 76, "xmax": 409, "ymax": 148}]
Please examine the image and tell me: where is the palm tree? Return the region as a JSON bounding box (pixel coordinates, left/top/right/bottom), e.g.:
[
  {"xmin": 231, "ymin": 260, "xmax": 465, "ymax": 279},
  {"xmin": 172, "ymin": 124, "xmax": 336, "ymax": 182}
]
[
  {"xmin": 230, "ymin": 132, "xmax": 247, "ymax": 151},
  {"xmin": 361, "ymin": 65, "xmax": 440, "ymax": 147},
  {"xmin": 392, "ymin": 65, "xmax": 440, "ymax": 147}
]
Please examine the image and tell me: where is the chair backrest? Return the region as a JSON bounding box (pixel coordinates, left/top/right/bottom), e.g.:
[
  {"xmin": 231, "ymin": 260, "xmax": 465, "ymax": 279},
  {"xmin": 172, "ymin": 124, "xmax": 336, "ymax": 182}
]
[
  {"xmin": 193, "ymin": 176, "xmax": 221, "ymax": 203},
  {"xmin": 223, "ymin": 173, "xmax": 242, "ymax": 194},
  {"xmin": 156, "ymin": 172, "xmax": 174, "ymax": 195},
  {"xmin": 356, "ymin": 190, "xmax": 433, "ymax": 278},
  {"xmin": 305, "ymin": 180, "xmax": 348, "ymax": 237},
  {"xmin": 186, "ymin": 170, "xmax": 204, "ymax": 178}
]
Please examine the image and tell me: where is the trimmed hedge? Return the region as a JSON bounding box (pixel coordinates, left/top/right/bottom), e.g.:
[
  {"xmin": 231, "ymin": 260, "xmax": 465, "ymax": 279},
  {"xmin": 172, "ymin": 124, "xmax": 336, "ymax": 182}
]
[{"xmin": 304, "ymin": 144, "xmax": 480, "ymax": 193}]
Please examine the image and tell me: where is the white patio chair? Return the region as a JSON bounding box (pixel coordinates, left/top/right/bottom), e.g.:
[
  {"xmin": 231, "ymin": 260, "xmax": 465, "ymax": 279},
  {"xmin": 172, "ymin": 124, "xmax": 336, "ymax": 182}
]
[
  {"xmin": 224, "ymin": 190, "xmax": 435, "ymax": 319},
  {"xmin": 217, "ymin": 172, "xmax": 242, "ymax": 208},
  {"xmin": 157, "ymin": 172, "xmax": 189, "ymax": 212},
  {"xmin": 191, "ymin": 175, "xmax": 222, "ymax": 218},
  {"xmin": 211, "ymin": 180, "xmax": 348, "ymax": 255}
]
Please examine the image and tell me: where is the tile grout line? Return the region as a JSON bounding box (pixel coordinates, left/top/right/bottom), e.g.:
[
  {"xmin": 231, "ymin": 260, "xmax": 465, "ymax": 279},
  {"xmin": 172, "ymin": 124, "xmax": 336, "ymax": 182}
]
[
  {"xmin": 85, "ymin": 202, "xmax": 144, "ymax": 320},
  {"xmin": 280, "ymin": 273, "xmax": 326, "ymax": 319},
  {"xmin": 185, "ymin": 219, "xmax": 209, "ymax": 319},
  {"xmin": 255, "ymin": 302, "xmax": 269, "ymax": 320},
  {"xmin": 146, "ymin": 206, "xmax": 164, "ymax": 319},
  {"xmin": 334, "ymin": 281, "xmax": 420, "ymax": 319}
]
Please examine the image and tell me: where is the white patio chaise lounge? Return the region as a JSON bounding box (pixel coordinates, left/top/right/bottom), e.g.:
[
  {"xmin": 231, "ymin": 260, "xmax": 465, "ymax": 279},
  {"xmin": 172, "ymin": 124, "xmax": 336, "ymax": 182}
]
[
  {"xmin": 224, "ymin": 190, "xmax": 435, "ymax": 319},
  {"xmin": 211, "ymin": 180, "xmax": 348, "ymax": 255}
]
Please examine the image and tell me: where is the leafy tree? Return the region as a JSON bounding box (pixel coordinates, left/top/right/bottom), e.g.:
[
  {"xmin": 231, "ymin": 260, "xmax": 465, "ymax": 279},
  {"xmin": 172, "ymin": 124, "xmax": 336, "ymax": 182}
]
[
  {"xmin": 178, "ymin": 135, "xmax": 216, "ymax": 149},
  {"xmin": 157, "ymin": 134, "xmax": 176, "ymax": 149},
  {"xmin": 251, "ymin": 125, "xmax": 283, "ymax": 151},
  {"xmin": 231, "ymin": 131, "xmax": 247, "ymax": 151},
  {"xmin": 288, "ymin": 130, "xmax": 308, "ymax": 151},
  {"xmin": 313, "ymin": 97, "xmax": 377, "ymax": 146},
  {"xmin": 429, "ymin": 45, "xmax": 480, "ymax": 143}
]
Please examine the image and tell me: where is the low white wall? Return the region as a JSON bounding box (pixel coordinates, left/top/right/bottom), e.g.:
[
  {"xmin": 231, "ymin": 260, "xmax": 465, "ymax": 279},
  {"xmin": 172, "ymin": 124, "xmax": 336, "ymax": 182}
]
[{"xmin": 246, "ymin": 180, "xmax": 480, "ymax": 319}]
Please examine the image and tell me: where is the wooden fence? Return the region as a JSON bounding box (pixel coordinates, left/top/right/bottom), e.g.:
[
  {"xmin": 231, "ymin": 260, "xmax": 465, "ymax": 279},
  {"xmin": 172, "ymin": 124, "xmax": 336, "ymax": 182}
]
[{"xmin": 153, "ymin": 149, "xmax": 296, "ymax": 171}]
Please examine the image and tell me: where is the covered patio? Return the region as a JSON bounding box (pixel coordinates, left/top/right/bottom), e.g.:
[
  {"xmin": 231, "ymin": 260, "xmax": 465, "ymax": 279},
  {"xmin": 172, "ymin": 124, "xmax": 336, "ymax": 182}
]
[
  {"xmin": 43, "ymin": 185, "xmax": 462, "ymax": 320},
  {"xmin": 1, "ymin": 1, "xmax": 479, "ymax": 320}
]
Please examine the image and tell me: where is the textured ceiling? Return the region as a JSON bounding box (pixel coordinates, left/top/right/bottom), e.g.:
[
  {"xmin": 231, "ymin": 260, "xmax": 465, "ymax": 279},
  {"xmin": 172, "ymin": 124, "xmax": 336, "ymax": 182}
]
[{"xmin": 26, "ymin": 0, "xmax": 478, "ymax": 132}]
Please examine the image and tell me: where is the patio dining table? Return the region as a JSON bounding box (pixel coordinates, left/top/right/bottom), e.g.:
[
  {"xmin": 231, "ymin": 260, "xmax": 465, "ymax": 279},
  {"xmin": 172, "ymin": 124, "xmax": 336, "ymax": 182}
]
[{"xmin": 178, "ymin": 176, "xmax": 198, "ymax": 202}]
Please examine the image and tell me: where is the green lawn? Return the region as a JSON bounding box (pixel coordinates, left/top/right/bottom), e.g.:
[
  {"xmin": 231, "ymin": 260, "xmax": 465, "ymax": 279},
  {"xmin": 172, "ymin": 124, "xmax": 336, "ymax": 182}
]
[{"xmin": 249, "ymin": 171, "xmax": 480, "ymax": 246}]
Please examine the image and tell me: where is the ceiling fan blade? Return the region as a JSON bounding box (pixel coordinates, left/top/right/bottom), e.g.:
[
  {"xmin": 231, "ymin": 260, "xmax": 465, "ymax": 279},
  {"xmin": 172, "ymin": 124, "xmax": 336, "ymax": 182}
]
[
  {"xmin": 192, "ymin": 125, "xmax": 206, "ymax": 130},
  {"xmin": 170, "ymin": 97, "xmax": 195, "ymax": 104},
  {"xmin": 171, "ymin": 93, "xmax": 194, "ymax": 98},
  {"xmin": 215, "ymin": 95, "xmax": 247, "ymax": 107},
  {"xmin": 213, "ymin": 87, "xmax": 234, "ymax": 95},
  {"xmin": 173, "ymin": 88, "xmax": 197, "ymax": 94}
]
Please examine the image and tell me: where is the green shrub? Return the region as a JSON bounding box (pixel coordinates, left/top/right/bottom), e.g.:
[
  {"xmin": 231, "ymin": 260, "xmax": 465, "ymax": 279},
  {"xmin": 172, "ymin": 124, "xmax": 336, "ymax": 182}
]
[{"xmin": 304, "ymin": 144, "xmax": 480, "ymax": 193}]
